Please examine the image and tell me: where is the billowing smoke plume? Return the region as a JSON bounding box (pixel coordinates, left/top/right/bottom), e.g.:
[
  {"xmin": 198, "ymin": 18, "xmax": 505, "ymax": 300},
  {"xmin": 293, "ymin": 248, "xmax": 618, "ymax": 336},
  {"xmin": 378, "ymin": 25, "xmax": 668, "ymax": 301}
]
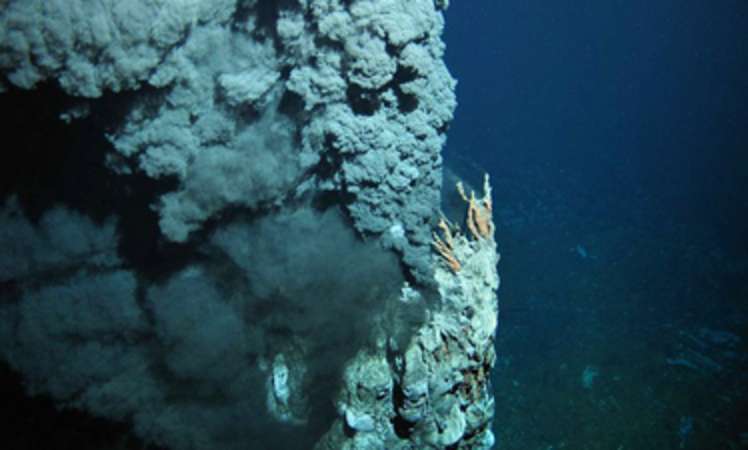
[
  {"xmin": 0, "ymin": 0, "xmax": 456, "ymax": 448},
  {"xmin": 0, "ymin": 201, "xmax": 407, "ymax": 449}
]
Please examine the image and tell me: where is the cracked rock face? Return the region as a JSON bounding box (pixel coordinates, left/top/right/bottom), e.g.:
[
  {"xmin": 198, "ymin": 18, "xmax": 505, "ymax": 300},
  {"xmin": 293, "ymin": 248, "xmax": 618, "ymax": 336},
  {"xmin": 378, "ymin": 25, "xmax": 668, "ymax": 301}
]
[{"xmin": 316, "ymin": 181, "xmax": 500, "ymax": 450}]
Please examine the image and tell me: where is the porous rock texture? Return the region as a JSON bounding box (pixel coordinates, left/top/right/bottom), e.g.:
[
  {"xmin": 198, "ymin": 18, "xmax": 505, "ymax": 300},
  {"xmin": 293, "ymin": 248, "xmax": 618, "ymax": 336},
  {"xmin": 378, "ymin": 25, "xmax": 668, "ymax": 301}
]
[{"xmin": 316, "ymin": 180, "xmax": 499, "ymax": 450}]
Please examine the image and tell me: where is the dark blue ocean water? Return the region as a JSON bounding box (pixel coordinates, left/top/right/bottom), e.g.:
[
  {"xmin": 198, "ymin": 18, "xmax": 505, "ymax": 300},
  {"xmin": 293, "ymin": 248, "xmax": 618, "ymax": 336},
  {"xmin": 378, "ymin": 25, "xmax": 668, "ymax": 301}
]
[{"xmin": 443, "ymin": 1, "xmax": 748, "ymax": 448}]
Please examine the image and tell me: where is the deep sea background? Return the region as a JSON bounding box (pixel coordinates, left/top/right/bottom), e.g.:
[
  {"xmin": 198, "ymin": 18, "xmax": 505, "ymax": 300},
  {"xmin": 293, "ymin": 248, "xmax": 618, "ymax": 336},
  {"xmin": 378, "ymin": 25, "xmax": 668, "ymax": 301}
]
[{"xmin": 443, "ymin": 1, "xmax": 748, "ymax": 449}]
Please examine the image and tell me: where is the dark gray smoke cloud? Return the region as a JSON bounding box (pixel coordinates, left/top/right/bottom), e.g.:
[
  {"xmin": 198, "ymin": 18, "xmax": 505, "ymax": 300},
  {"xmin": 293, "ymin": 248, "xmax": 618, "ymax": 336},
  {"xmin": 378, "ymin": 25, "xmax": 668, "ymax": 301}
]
[{"xmin": 0, "ymin": 201, "xmax": 409, "ymax": 449}]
